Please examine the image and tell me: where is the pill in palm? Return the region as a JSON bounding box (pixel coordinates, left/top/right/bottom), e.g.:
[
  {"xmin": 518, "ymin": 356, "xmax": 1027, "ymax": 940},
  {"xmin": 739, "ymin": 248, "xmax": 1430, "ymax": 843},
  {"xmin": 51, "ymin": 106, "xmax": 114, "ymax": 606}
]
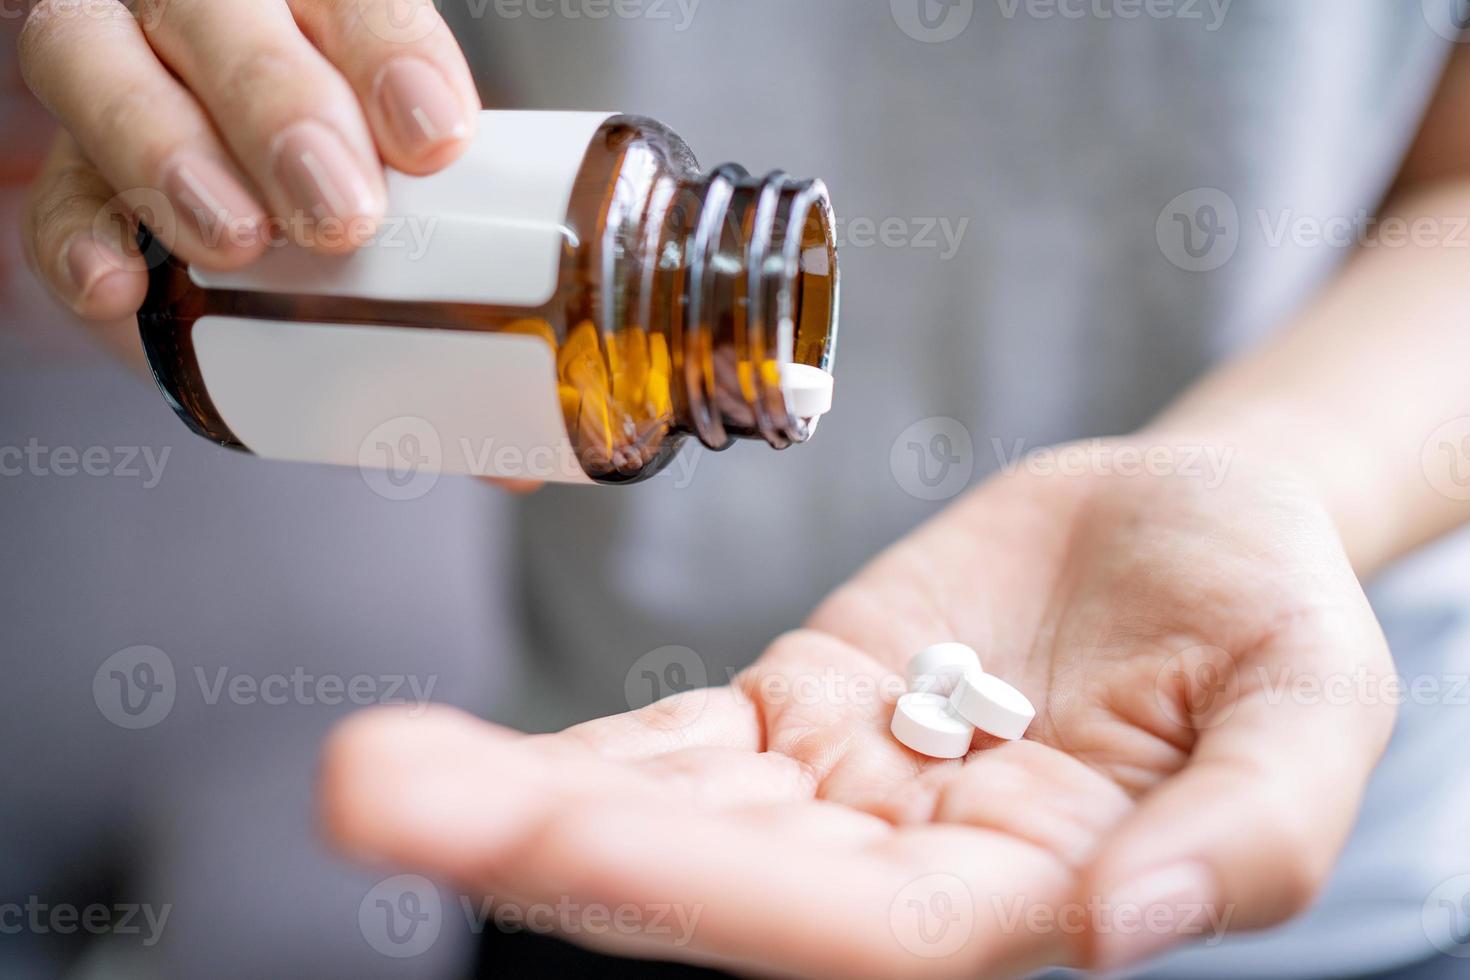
[
  {"xmin": 948, "ymin": 671, "xmax": 1036, "ymax": 741},
  {"xmin": 906, "ymin": 641, "xmax": 982, "ymax": 696},
  {"xmin": 889, "ymin": 692, "xmax": 975, "ymax": 759}
]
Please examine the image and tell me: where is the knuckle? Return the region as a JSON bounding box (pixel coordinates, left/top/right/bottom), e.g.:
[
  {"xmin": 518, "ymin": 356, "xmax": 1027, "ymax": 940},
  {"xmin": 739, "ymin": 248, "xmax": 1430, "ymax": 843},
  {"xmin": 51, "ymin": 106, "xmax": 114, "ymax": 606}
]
[
  {"xmin": 32, "ymin": 185, "xmax": 96, "ymax": 240},
  {"xmin": 18, "ymin": 0, "xmax": 78, "ymax": 77},
  {"xmin": 43, "ymin": 160, "xmax": 111, "ymax": 205},
  {"xmin": 21, "ymin": 0, "xmax": 132, "ymax": 57},
  {"xmin": 29, "ymin": 172, "xmax": 112, "ymax": 250},
  {"xmin": 222, "ymin": 44, "xmax": 303, "ymax": 100},
  {"xmin": 90, "ymin": 84, "xmax": 182, "ymax": 180},
  {"xmin": 214, "ymin": 43, "xmax": 352, "ymax": 133},
  {"xmin": 223, "ymin": 43, "xmax": 298, "ymax": 92}
]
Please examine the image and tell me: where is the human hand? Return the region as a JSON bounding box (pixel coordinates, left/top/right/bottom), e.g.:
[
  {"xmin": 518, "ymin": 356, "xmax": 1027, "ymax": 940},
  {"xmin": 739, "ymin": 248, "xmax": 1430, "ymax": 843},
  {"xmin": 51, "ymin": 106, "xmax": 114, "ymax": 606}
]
[
  {"xmin": 17, "ymin": 0, "xmax": 479, "ymax": 321},
  {"xmin": 319, "ymin": 436, "xmax": 1393, "ymax": 977}
]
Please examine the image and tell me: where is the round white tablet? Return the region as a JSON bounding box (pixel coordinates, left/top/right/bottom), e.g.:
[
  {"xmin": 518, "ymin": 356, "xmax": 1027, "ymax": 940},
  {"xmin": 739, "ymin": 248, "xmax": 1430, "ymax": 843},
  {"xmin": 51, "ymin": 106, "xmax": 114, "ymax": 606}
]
[
  {"xmin": 779, "ymin": 363, "xmax": 834, "ymax": 418},
  {"xmin": 906, "ymin": 642, "xmax": 982, "ymax": 696},
  {"xmin": 890, "ymin": 692, "xmax": 975, "ymax": 759},
  {"xmin": 948, "ymin": 672, "xmax": 1036, "ymax": 741}
]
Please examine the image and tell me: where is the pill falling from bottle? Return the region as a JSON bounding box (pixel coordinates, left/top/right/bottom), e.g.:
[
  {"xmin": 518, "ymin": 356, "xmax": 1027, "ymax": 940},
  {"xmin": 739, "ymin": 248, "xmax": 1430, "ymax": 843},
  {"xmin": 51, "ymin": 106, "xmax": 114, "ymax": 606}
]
[
  {"xmin": 779, "ymin": 363, "xmax": 834, "ymax": 418},
  {"xmin": 889, "ymin": 642, "xmax": 1036, "ymax": 757}
]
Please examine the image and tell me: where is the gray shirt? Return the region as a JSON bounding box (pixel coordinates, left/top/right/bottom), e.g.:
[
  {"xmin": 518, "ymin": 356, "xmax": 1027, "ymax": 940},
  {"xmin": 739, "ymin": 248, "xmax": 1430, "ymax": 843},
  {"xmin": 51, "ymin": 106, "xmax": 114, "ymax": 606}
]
[{"xmin": 447, "ymin": 2, "xmax": 1470, "ymax": 974}]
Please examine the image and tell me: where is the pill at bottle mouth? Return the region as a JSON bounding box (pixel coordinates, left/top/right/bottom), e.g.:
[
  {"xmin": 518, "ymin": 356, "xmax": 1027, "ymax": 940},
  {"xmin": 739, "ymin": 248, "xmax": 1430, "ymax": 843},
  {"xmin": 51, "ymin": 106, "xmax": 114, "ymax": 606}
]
[
  {"xmin": 779, "ymin": 363, "xmax": 834, "ymax": 418},
  {"xmin": 890, "ymin": 692, "xmax": 975, "ymax": 759},
  {"xmin": 906, "ymin": 641, "xmax": 982, "ymax": 696},
  {"xmin": 948, "ymin": 671, "xmax": 1036, "ymax": 741}
]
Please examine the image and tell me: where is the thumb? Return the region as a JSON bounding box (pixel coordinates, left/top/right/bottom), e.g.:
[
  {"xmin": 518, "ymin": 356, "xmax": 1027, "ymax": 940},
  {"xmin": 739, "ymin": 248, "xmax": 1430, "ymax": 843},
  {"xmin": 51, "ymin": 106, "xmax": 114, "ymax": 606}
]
[{"xmin": 1076, "ymin": 632, "xmax": 1395, "ymax": 972}]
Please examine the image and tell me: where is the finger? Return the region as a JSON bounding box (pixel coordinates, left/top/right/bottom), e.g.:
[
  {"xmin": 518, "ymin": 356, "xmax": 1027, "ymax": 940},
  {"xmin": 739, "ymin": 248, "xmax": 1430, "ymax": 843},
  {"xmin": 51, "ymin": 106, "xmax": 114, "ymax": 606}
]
[
  {"xmin": 140, "ymin": 0, "xmax": 386, "ymax": 252},
  {"xmin": 321, "ymin": 708, "xmax": 1075, "ymax": 977},
  {"xmin": 23, "ymin": 132, "xmax": 148, "ymax": 321},
  {"xmin": 738, "ymin": 629, "xmax": 914, "ymax": 790},
  {"xmin": 320, "ymin": 703, "xmax": 792, "ymax": 874},
  {"xmin": 1076, "ymin": 615, "xmax": 1396, "ymax": 971},
  {"xmin": 19, "ymin": 0, "xmax": 268, "ymax": 267},
  {"xmin": 553, "ymin": 686, "xmax": 763, "ymax": 761},
  {"xmin": 321, "ymin": 707, "xmax": 612, "ymax": 871},
  {"xmin": 288, "ymin": 0, "xmax": 479, "ymax": 173},
  {"xmin": 634, "ymin": 747, "xmax": 816, "ymax": 808}
]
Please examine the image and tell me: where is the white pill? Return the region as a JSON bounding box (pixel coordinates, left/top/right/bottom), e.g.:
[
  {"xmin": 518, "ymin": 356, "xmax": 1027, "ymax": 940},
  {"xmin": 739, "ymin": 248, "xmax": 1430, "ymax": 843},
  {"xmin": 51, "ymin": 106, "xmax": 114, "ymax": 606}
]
[
  {"xmin": 948, "ymin": 672, "xmax": 1036, "ymax": 741},
  {"xmin": 890, "ymin": 692, "xmax": 975, "ymax": 759},
  {"xmin": 779, "ymin": 363, "xmax": 834, "ymax": 418},
  {"xmin": 906, "ymin": 642, "xmax": 982, "ymax": 696}
]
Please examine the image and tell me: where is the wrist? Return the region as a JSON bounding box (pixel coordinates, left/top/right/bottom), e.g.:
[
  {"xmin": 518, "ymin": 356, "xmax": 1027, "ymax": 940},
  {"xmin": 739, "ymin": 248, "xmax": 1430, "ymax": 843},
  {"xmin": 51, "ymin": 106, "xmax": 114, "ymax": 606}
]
[{"xmin": 1139, "ymin": 398, "xmax": 1399, "ymax": 575}]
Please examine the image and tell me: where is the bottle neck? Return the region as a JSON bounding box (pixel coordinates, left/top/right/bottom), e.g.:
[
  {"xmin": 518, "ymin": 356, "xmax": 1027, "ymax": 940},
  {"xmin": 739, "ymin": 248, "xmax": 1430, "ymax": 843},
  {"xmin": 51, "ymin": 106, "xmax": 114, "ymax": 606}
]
[{"xmin": 657, "ymin": 165, "xmax": 839, "ymax": 452}]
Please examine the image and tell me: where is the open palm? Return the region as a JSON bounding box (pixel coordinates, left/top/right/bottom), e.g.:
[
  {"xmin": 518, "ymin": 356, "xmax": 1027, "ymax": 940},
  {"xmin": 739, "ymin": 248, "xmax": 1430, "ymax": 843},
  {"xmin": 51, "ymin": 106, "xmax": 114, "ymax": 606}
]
[{"xmin": 322, "ymin": 439, "xmax": 1393, "ymax": 978}]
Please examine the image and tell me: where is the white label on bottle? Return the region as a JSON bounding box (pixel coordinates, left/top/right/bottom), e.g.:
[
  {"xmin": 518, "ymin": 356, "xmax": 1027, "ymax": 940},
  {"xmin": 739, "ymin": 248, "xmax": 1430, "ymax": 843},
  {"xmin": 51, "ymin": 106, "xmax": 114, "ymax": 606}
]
[
  {"xmin": 193, "ymin": 316, "xmax": 591, "ymax": 484},
  {"xmin": 187, "ymin": 110, "xmax": 616, "ymax": 308}
]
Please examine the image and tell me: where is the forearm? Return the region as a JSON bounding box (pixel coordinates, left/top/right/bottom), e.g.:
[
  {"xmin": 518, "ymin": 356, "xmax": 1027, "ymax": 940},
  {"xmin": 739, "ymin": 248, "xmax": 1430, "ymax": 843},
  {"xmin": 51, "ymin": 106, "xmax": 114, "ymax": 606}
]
[{"xmin": 1152, "ymin": 178, "xmax": 1470, "ymax": 576}]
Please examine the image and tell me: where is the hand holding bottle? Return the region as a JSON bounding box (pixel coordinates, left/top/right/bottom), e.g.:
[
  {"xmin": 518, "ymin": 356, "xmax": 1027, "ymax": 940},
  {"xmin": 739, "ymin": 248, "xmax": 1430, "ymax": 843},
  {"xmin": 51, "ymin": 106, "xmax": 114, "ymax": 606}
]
[{"xmin": 16, "ymin": 0, "xmax": 480, "ymax": 320}]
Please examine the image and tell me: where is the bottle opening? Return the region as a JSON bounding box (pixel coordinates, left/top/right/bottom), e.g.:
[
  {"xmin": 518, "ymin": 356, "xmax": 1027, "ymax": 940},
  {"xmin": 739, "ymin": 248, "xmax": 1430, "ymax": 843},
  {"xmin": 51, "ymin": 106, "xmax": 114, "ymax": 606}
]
[
  {"xmin": 679, "ymin": 168, "xmax": 840, "ymax": 452},
  {"xmin": 786, "ymin": 184, "xmax": 839, "ymax": 440},
  {"xmin": 751, "ymin": 176, "xmax": 839, "ymax": 446},
  {"xmin": 792, "ymin": 190, "xmax": 839, "ymax": 378}
]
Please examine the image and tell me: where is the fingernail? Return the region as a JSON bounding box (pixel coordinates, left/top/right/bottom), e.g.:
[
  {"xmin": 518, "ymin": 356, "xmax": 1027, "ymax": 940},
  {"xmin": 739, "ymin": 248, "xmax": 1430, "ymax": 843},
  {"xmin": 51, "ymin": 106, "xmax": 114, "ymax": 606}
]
[
  {"xmin": 1094, "ymin": 862, "xmax": 1219, "ymax": 971},
  {"xmin": 373, "ymin": 58, "xmax": 469, "ymax": 155},
  {"xmin": 270, "ymin": 120, "xmax": 381, "ymax": 226},
  {"xmin": 62, "ymin": 234, "xmax": 132, "ymax": 308},
  {"xmin": 160, "ymin": 154, "xmax": 262, "ymax": 250}
]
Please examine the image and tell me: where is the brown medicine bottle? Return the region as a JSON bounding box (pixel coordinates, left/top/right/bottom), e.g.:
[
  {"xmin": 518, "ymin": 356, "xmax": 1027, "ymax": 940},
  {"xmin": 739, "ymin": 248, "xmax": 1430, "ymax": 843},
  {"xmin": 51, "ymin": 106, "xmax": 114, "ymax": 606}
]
[{"xmin": 135, "ymin": 111, "xmax": 839, "ymax": 485}]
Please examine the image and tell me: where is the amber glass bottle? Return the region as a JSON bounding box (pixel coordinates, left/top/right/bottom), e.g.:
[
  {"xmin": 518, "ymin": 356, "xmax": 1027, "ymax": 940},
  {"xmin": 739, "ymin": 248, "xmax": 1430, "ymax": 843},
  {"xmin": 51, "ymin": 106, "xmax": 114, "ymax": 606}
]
[{"xmin": 135, "ymin": 111, "xmax": 839, "ymax": 485}]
